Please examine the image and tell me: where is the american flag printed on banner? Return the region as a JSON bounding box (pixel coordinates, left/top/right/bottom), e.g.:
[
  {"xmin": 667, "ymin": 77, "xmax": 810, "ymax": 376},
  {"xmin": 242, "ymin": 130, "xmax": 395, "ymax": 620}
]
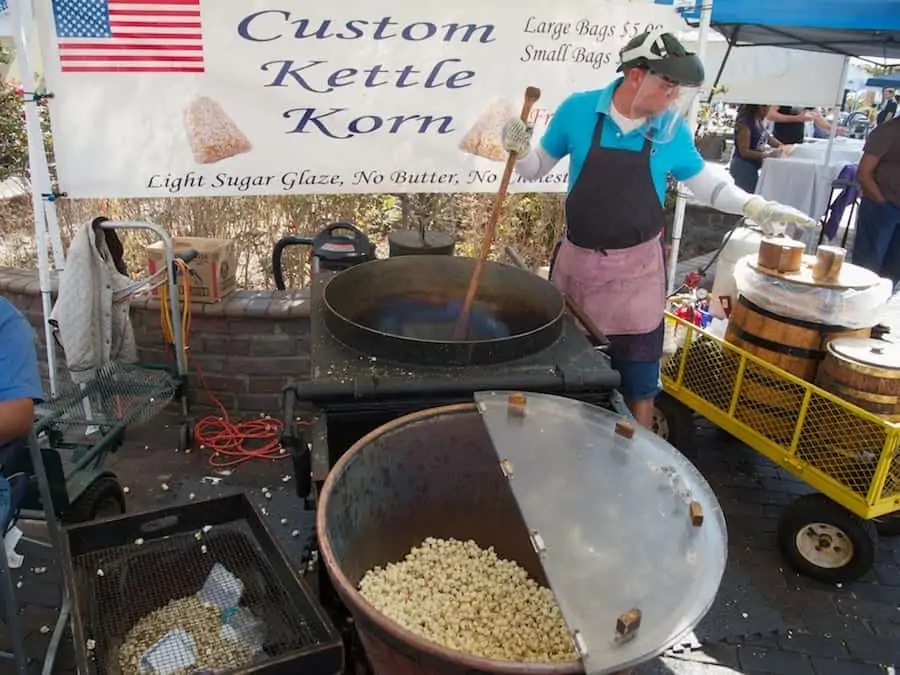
[{"xmin": 51, "ymin": 0, "xmax": 205, "ymax": 73}]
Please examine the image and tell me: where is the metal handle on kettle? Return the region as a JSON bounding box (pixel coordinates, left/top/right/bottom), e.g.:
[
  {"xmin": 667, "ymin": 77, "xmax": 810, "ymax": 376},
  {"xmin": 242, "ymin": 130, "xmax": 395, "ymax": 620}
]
[{"xmin": 272, "ymin": 235, "xmax": 314, "ymax": 290}]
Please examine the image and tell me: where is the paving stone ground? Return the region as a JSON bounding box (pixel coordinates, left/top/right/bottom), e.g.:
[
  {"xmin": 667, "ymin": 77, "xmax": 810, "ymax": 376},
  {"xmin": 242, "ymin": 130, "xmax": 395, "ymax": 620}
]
[
  {"xmin": 638, "ymin": 420, "xmax": 900, "ymax": 674},
  {"xmin": 5, "ymin": 397, "xmax": 900, "ymax": 674},
  {"xmin": 6, "ymin": 413, "xmax": 898, "ymax": 674}
]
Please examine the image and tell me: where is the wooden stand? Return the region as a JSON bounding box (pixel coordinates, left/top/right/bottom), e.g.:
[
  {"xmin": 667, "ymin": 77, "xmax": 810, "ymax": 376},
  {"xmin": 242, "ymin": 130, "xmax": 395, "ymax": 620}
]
[{"xmin": 748, "ymin": 254, "xmax": 879, "ymax": 290}]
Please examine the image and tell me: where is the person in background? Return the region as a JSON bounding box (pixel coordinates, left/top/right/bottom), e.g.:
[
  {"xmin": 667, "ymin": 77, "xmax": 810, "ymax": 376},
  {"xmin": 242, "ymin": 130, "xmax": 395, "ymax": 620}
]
[
  {"xmin": 499, "ymin": 30, "xmax": 818, "ymax": 428},
  {"xmin": 853, "ymin": 115, "xmax": 900, "ymax": 285},
  {"xmin": 877, "ymin": 89, "xmax": 898, "ymax": 126},
  {"xmin": 729, "ymin": 104, "xmax": 786, "ymax": 193},
  {"xmin": 768, "ymin": 105, "xmax": 813, "ymax": 144},
  {"xmin": 811, "ymin": 109, "xmax": 836, "ymax": 139},
  {"xmin": 0, "ymin": 295, "xmax": 43, "ymax": 478}
]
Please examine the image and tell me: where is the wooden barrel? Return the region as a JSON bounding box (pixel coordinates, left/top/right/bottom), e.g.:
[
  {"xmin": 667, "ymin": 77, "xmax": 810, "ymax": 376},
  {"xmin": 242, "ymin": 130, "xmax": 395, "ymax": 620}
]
[
  {"xmin": 725, "ymin": 295, "xmax": 870, "ymax": 381},
  {"xmin": 816, "ymin": 338, "xmax": 900, "ymax": 421},
  {"xmin": 725, "ymin": 296, "xmax": 870, "ymax": 444}
]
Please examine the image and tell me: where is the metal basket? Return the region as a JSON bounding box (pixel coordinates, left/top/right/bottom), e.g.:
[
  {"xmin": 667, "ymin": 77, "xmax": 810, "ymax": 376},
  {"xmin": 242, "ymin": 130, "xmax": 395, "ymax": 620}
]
[
  {"xmin": 62, "ymin": 493, "xmax": 344, "ymax": 675},
  {"xmin": 35, "ymin": 362, "xmax": 178, "ymax": 435}
]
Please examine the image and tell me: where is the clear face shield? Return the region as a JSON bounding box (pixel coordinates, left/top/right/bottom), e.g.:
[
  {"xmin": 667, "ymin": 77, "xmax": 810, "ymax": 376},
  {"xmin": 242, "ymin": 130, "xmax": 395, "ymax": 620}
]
[{"xmin": 629, "ymin": 71, "xmax": 700, "ymax": 144}]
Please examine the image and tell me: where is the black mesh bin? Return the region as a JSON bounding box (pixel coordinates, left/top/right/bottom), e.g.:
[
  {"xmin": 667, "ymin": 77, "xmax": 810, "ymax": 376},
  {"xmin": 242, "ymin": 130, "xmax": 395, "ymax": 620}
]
[{"xmin": 60, "ymin": 493, "xmax": 343, "ymax": 674}]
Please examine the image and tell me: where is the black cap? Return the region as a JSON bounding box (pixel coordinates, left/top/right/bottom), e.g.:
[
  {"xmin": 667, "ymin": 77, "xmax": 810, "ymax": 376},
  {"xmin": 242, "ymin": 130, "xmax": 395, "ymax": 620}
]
[{"xmin": 618, "ymin": 31, "xmax": 705, "ymax": 87}]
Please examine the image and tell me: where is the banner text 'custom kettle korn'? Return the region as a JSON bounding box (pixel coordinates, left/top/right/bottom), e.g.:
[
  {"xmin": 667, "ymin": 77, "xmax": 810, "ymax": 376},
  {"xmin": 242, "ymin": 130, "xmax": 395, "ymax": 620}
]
[{"xmin": 239, "ymin": 11, "xmax": 495, "ymax": 141}]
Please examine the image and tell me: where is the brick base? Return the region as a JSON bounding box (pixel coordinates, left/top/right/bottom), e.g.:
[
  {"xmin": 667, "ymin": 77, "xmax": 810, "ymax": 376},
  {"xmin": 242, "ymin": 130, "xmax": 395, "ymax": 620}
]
[{"xmin": 0, "ymin": 268, "xmax": 311, "ymax": 415}]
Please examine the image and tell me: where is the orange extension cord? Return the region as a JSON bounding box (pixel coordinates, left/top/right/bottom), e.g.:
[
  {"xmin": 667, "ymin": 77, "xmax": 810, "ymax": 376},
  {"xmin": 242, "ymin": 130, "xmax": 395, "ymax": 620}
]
[{"xmin": 159, "ymin": 261, "xmax": 297, "ymax": 468}]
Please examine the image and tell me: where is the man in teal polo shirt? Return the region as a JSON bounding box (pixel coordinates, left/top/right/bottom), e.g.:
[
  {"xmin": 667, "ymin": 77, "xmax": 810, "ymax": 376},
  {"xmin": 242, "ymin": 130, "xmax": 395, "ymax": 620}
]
[{"xmin": 501, "ymin": 30, "xmax": 817, "ymax": 428}]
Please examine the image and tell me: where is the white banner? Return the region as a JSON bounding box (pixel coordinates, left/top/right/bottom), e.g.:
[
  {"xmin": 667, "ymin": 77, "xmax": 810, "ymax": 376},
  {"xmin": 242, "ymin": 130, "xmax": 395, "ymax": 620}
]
[{"xmin": 35, "ymin": 0, "xmax": 682, "ymax": 198}]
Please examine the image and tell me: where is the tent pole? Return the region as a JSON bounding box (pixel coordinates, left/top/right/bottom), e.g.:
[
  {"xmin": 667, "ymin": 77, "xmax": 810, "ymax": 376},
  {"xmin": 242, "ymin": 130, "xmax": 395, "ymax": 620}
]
[
  {"xmin": 822, "ymin": 56, "xmax": 850, "ymax": 169},
  {"xmin": 10, "ymin": 0, "xmax": 59, "ymax": 397},
  {"xmin": 17, "ymin": 0, "xmax": 65, "ymax": 272},
  {"xmin": 668, "ymin": 0, "xmax": 713, "ymax": 293}
]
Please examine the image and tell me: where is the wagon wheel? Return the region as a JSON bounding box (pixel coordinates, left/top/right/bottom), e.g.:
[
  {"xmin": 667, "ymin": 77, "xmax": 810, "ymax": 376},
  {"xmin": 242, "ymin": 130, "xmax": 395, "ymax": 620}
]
[
  {"xmin": 873, "ymin": 513, "xmax": 900, "ymax": 537},
  {"xmin": 777, "ymin": 493, "xmax": 877, "ymax": 584},
  {"xmin": 652, "ymin": 393, "xmax": 697, "ymax": 460},
  {"xmin": 65, "ymin": 475, "xmax": 126, "ymax": 524}
]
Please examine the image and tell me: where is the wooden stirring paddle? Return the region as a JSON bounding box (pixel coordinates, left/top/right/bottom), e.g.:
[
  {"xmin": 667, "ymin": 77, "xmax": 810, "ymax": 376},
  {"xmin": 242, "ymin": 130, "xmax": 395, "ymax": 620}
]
[{"xmin": 452, "ymin": 86, "xmax": 542, "ymax": 341}]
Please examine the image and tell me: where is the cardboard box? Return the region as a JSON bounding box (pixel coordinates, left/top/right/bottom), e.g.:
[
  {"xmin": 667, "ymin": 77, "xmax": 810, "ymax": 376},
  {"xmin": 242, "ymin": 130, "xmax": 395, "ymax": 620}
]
[{"xmin": 146, "ymin": 236, "xmax": 237, "ymax": 303}]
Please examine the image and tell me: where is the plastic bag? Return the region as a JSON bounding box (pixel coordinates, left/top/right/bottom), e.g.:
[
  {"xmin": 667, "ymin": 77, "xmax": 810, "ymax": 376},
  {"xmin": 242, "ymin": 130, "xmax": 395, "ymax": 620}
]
[
  {"xmin": 139, "ymin": 629, "xmax": 197, "ymax": 675},
  {"xmin": 200, "ymin": 563, "xmax": 244, "ymax": 610},
  {"xmin": 458, "ymin": 99, "xmax": 517, "ymax": 162},
  {"xmin": 221, "ymin": 607, "xmax": 266, "ymax": 656},
  {"xmin": 705, "ymin": 317, "xmax": 728, "ymax": 340},
  {"xmin": 732, "ymin": 256, "xmax": 893, "ymax": 329}
]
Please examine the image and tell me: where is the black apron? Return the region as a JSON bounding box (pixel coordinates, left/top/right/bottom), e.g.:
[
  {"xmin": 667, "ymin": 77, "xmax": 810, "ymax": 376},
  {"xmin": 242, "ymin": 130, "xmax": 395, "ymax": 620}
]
[{"xmin": 555, "ymin": 113, "xmax": 666, "ymax": 362}]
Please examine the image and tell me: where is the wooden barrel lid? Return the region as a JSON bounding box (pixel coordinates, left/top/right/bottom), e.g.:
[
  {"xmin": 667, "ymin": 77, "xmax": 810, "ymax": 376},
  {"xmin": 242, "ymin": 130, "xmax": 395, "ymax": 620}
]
[
  {"xmin": 747, "ymin": 254, "xmax": 880, "ymax": 290},
  {"xmin": 827, "ymin": 337, "xmax": 900, "ymax": 370}
]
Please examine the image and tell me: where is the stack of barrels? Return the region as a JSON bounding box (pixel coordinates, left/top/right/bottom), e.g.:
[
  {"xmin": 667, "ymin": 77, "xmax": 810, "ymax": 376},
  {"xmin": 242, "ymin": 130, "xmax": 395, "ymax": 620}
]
[{"xmin": 724, "ymin": 237, "xmax": 900, "ymax": 422}]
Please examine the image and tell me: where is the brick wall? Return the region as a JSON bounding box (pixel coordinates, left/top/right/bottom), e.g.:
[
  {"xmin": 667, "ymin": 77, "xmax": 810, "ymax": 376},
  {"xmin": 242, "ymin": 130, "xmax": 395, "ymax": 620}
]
[{"xmin": 0, "ymin": 267, "xmax": 311, "ymax": 415}]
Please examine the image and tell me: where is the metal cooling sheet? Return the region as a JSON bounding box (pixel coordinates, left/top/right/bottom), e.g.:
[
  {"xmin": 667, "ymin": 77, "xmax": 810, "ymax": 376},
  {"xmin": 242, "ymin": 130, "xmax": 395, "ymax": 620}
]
[{"xmin": 474, "ymin": 391, "xmax": 728, "ymax": 675}]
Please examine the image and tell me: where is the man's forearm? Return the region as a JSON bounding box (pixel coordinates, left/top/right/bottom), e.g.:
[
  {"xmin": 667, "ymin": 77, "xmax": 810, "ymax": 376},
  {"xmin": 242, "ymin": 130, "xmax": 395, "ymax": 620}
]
[
  {"xmin": 514, "ymin": 146, "xmax": 561, "ymax": 180},
  {"xmin": 683, "ymin": 163, "xmax": 754, "ymax": 215}
]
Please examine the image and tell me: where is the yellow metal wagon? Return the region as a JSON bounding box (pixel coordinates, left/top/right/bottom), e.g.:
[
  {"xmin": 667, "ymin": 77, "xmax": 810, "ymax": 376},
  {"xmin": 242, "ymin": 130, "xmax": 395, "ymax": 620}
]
[{"xmin": 654, "ymin": 312, "xmax": 900, "ymax": 584}]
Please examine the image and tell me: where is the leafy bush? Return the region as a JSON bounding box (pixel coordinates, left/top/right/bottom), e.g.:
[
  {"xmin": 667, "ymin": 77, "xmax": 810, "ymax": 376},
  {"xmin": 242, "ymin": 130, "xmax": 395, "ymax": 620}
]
[
  {"xmin": 0, "ymin": 50, "xmax": 28, "ymax": 182},
  {"xmin": 54, "ymin": 192, "xmax": 568, "ymax": 288},
  {"xmin": 0, "ymin": 45, "xmax": 54, "ymax": 184}
]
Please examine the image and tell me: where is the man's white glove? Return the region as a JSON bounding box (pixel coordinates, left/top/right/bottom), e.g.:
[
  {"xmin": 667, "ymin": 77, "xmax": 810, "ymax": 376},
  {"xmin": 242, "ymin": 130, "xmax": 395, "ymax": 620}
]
[
  {"xmin": 742, "ymin": 195, "xmax": 819, "ymax": 236},
  {"xmin": 500, "ymin": 118, "xmax": 533, "ymax": 156}
]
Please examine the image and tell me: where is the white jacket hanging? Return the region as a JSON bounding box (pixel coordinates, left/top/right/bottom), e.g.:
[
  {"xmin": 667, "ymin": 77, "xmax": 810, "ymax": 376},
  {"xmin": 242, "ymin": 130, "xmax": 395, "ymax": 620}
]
[{"xmin": 51, "ymin": 220, "xmax": 137, "ymax": 383}]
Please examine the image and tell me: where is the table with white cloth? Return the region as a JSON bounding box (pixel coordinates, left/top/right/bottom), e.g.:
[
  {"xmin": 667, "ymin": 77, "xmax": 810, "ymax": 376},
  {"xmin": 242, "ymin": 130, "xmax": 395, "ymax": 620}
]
[
  {"xmin": 756, "ymin": 154, "xmax": 860, "ymax": 221},
  {"xmin": 788, "ymin": 137, "xmax": 865, "ymax": 165}
]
